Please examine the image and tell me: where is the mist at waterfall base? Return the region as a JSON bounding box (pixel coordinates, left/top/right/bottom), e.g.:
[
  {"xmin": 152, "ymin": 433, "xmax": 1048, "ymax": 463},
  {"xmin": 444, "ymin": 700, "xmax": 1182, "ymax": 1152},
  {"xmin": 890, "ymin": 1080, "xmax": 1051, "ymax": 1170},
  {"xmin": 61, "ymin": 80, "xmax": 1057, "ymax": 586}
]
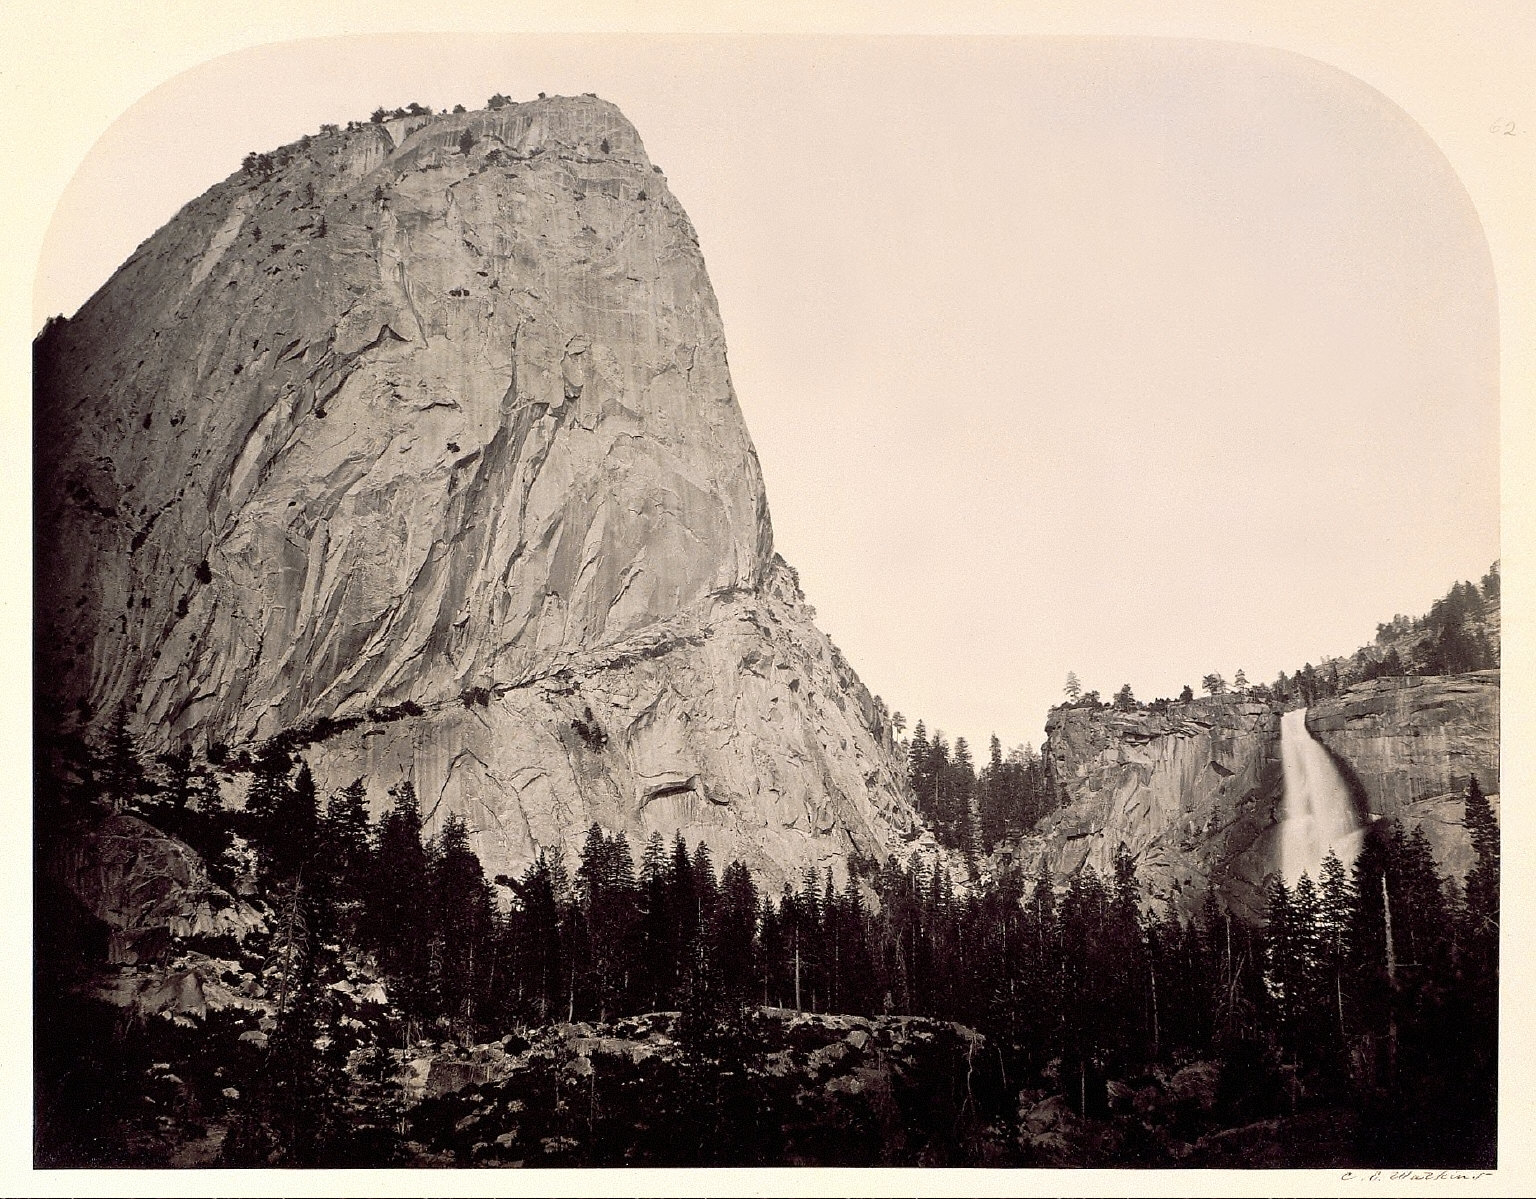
[{"xmin": 1278, "ymin": 708, "xmax": 1368, "ymax": 887}]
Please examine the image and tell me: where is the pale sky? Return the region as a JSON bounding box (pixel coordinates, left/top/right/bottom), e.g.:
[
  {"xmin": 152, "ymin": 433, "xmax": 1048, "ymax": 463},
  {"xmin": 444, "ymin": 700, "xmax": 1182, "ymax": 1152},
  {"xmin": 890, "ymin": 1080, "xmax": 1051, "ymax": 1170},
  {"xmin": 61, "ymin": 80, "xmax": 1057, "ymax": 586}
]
[{"xmin": 28, "ymin": 35, "xmax": 1505, "ymax": 755}]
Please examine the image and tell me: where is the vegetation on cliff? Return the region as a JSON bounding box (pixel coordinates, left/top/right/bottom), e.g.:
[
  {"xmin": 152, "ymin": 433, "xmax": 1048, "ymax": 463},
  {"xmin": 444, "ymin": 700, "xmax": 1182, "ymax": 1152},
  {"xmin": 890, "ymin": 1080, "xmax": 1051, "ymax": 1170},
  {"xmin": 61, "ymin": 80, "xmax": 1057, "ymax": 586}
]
[{"xmin": 1053, "ymin": 563, "xmax": 1500, "ymax": 716}]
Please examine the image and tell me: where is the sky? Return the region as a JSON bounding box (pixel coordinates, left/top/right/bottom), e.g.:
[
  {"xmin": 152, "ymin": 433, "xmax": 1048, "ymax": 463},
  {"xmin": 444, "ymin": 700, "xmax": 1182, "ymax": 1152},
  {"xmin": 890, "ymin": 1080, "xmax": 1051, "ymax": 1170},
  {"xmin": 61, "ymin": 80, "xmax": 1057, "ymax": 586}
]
[{"xmin": 27, "ymin": 34, "xmax": 1504, "ymax": 757}]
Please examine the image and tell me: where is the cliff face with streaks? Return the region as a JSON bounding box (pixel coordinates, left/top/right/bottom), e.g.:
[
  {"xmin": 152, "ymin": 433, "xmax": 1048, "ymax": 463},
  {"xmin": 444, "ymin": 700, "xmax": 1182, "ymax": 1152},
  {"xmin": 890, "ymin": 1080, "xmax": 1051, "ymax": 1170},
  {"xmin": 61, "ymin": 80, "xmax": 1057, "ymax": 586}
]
[
  {"xmin": 35, "ymin": 96, "xmax": 919, "ymax": 887},
  {"xmin": 1029, "ymin": 697, "xmax": 1283, "ymax": 918}
]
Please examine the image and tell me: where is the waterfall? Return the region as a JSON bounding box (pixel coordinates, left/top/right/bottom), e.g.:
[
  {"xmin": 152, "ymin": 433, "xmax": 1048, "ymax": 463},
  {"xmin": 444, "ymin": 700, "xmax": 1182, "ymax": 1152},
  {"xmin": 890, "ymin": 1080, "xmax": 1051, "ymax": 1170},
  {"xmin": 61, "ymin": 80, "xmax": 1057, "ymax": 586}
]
[{"xmin": 1278, "ymin": 707, "xmax": 1366, "ymax": 886}]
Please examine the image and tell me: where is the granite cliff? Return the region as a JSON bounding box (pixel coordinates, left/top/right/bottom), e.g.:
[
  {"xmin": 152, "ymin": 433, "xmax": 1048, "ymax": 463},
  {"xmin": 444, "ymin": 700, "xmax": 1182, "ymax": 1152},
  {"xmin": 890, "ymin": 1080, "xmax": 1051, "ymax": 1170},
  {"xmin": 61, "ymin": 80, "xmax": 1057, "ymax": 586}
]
[
  {"xmin": 35, "ymin": 96, "xmax": 918, "ymax": 887},
  {"xmin": 1030, "ymin": 696, "xmax": 1282, "ymax": 917},
  {"xmin": 1030, "ymin": 673, "xmax": 1499, "ymax": 917}
]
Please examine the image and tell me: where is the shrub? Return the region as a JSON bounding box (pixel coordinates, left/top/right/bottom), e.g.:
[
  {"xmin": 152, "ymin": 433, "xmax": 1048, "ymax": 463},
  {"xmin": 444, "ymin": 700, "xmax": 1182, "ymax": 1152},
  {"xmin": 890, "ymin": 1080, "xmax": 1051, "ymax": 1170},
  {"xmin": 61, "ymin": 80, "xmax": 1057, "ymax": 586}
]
[
  {"xmin": 570, "ymin": 706, "xmax": 608, "ymax": 750},
  {"xmin": 368, "ymin": 699, "xmax": 425, "ymax": 723}
]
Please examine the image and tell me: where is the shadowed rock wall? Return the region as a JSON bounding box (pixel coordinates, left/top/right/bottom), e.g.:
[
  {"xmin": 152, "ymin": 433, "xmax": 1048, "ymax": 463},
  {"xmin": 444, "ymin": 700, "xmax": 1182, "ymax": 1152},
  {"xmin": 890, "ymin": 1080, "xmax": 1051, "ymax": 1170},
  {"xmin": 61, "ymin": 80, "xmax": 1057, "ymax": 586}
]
[{"xmin": 1307, "ymin": 671, "xmax": 1499, "ymax": 884}]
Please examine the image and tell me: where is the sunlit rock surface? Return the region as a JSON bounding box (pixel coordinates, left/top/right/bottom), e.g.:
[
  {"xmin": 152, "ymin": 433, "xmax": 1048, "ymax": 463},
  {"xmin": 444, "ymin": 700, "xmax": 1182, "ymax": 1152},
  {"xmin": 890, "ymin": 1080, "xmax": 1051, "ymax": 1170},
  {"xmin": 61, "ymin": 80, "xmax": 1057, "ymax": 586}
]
[
  {"xmin": 1029, "ymin": 697, "xmax": 1283, "ymax": 918},
  {"xmin": 35, "ymin": 95, "xmax": 916, "ymax": 887}
]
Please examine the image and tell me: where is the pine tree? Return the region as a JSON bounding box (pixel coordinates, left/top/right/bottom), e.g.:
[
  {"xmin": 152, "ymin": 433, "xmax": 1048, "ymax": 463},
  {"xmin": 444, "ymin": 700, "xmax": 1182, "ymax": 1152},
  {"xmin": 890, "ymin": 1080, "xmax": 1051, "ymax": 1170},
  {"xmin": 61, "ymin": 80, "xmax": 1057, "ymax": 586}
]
[
  {"xmin": 638, "ymin": 831, "xmax": 672, "ymax": 1009},
  {"xmin": 1264, "ymin": 876, "xmax": 1298, "ymax": 1040},
  {"xmin": 270, "ymin": 762, "xmax": 319, "ymax": 880},
  {"xmin": 669, "ymin": 834, "xmax": 700, "ymax": 1008},
  {"xmin": 244, "ymin": 743, "xmax": 294, "ymax": 880},
  {"xmin": 713, "ymin": 860, "xmax": 759, "ymax": 1005},
  {"xmin": 575, "ymin": 824, "xmax": 641, "ymax": 1020},
  {"xmin": 511, "ymin": 850, "xmax": 567, "ymax": 1024},
  {"xmin": 1288, "ymin": 873, "xmax": 1325, "ymax": 1061},
  {"xmin": 318, "ymin": 778, "xmax": 371, "ymax": 941},
  {"xmin": 430, "ymin": 813, "xmax": 495, "ymax": 1032},
  {"xmin": 370, "ymin": 781, "xmax": 433, "ymax": 1020},
  {"xmin": 99, "ymin": 707, "xmax": 148, "ymax": 811},
  {"xmin": 907, "ymin": 720, "xmax": 929, "ymax": 775},
  {"xmin": 323, "ymin": 779, "xmax": 371, "ymax": 877},
  {"xmin": 1480, "ymin": 561, "xmax": 1500, "ymax": 606},
  {"xmin": 907, "ymin": 721, "xmax": 932, "ymax": 817},
  {"xmin": 157, "ymin": 744, "xmax": 196, "ymax": 811},
  {"xmin": 1462, "ymin": 774, "xmax": 1498, "ymax": 977},
  {"xmin": 1105, "ymin": 846, "xmax": 1148, "ymax": 1062},
  {"xmin": 1457, "ymin": 773, "xmax": 1500, "ymax": 1162},
  {"xmin": 979, "ymin": 734, "xmax": 1007, "ymax": 851},
  {"xmin": 837, "ymin": 872, "xmax": 875, "ymax": 1014},
  {"xmin": 222, "ymin": 877, "xmax": 338, "ymax": 1165},
  {"xmin": 952, "ymin": 736, "xmax": 978, "ymax": 860},
  {"xmin": 1317, "ymin": 850, "xmax": 1354, "ymax": 1050}
]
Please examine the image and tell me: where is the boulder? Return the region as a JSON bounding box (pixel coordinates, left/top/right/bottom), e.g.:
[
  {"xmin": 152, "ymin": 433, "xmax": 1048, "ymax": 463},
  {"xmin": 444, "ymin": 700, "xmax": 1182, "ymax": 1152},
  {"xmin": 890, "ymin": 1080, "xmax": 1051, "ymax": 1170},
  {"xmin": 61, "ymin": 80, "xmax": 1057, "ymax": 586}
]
[
  {"xmin": 46, "ymin": 813, "xmax": 265, "ymax": 961},
  {"xmin": 1168, "ymin": 1061, "xmax": 1221, "ymax": 1111}
]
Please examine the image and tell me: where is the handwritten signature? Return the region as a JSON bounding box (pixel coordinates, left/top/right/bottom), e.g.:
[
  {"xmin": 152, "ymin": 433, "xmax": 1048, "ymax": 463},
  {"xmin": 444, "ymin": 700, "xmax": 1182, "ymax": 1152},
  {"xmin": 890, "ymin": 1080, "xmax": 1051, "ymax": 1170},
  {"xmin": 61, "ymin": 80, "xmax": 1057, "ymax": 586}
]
[{"xmin": 1342, "ymin": 1170, "xmax": 1494, "ymax": 1182}]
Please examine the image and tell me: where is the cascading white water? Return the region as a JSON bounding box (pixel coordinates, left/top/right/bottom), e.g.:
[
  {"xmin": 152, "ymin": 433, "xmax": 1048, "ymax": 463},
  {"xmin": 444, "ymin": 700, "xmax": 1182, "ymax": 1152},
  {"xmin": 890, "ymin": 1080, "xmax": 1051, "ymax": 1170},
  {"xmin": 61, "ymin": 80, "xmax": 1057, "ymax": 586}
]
[{"xmin": 1278, "ymin": 707, "xmax": 1367, "ymax": 886}]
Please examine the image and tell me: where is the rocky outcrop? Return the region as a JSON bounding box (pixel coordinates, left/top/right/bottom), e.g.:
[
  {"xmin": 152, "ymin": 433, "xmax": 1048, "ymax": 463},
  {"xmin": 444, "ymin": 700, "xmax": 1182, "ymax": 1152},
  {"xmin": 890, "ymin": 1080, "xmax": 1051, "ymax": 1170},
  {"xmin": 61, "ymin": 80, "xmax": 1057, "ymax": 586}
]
[
  {"xmin": 1306, "ymin": 671, "xmax": 1499, "ymax": 883},
  {"xmin": 390, "ymin": 1009, "xmax": 1008, "ymax": 1166},
  {"xmin": 45, "ymin": 812, "xmax": 265, "ymax": 966},
  {"xmin": 35, "ymin": 96, "xmax": 916, "ymax": 888},
  {"xmin": 1027, "ymin": 697, "xmax": 1283, "ymax": 917},
  {"xmin": 1030, "ymin": 673, "xmax": 1498, "ymax": 916}
]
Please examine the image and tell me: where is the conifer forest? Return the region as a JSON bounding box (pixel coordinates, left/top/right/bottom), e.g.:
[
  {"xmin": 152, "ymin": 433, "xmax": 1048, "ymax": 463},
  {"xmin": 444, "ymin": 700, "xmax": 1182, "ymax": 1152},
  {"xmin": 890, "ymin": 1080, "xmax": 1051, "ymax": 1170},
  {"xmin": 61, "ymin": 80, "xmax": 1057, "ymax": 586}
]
[{"xmin": 36, "ymin": 704, "xmax": 1498, "ymax": 1167}]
